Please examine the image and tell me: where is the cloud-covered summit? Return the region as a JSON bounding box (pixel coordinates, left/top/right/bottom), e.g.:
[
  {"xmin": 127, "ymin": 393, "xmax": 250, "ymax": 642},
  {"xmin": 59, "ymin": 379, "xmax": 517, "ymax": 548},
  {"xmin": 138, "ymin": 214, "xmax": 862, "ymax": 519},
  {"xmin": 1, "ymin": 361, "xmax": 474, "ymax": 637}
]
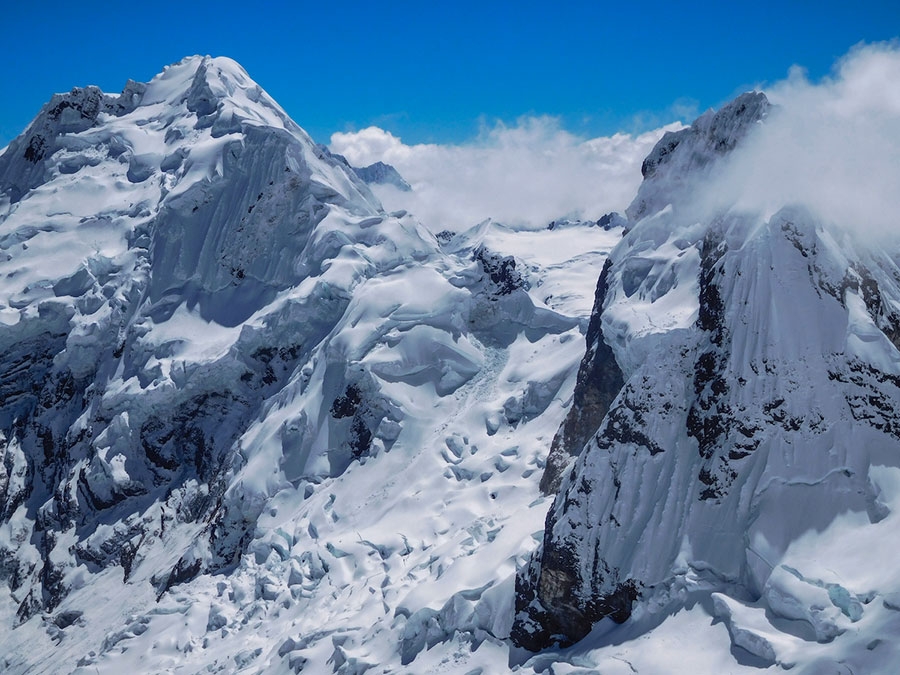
[
  {"xmin": 331, "ymin": 42, "xmax": 900, "ymax": 242},
  {"xmin": 706, "ymin": 41, "xmax": 900, "ymax": 240}
]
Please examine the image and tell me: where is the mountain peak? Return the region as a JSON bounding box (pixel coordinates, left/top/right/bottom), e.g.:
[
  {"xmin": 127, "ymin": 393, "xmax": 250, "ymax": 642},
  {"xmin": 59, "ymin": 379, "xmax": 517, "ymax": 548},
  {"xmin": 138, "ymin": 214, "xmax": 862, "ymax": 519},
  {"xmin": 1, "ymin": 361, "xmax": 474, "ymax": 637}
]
[
  {"xmin": 626, "ymin": 91, "xmax": 769, "ymax": 221},
  {"xmin": 137, "ymin": 55, "xmax": 299, "ymax": 137},
  {"xmin": 0, "ymin": 55, "xmax": 314, "ymax": 206},
  {"xmin": 0, "ymin": 54, "xmax": 387, "ymax": 325},
  {"xmin": 353, "ymin": 160, "xmax": 412, "ymax": 191}
]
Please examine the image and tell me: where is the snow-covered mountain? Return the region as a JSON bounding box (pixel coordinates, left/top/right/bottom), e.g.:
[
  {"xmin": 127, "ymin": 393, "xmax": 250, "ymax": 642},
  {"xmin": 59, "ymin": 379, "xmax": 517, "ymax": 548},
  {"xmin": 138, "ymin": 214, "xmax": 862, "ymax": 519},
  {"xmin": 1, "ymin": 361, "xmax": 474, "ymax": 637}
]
[
  {"xmin": 0, "ymin": 56, "xmax": 617, "ymax": 673},
  {"xmin": 352, "ymin": 161, "xmax": 412, "ymax": 192},
  {"xmin": 2, "ymin": 55, "xmax": 900, "ymax": 675},
  {"xmin": 514, "ymin": 92, "xmax": 900, "ymax": 672},
  {"xmin": 318, "ymin": 147, "xmax": 413, "ymax": 193}
]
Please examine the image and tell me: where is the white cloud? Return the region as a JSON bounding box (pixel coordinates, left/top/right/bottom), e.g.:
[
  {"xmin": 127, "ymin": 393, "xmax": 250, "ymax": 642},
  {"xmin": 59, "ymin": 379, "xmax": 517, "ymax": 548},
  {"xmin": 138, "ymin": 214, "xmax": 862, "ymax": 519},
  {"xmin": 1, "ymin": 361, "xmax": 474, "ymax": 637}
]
[
  {"xmin": 708, "ymin": 42, "xmax": 900, "ymax": 240},
  {"xmin": 332, "ymin": 43, "xmax": 900, "ymax": 239},
  {"xmin": 330, "ymin": 117, "xmax": 679, "ymax": 232}
]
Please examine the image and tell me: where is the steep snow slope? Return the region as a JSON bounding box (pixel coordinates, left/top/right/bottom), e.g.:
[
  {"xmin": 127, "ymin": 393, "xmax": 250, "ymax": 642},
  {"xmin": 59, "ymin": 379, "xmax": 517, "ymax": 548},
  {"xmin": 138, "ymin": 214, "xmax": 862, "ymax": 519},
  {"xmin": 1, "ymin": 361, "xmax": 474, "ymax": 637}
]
[
  {"xmin": 0, "ymin": 54, "xmax": 410, "ymax": 620},
  {"xmin": 0, "ymin": 56, "xmax": 627, "ymax": 673},
  {"xmin": 514, "ymin": 92, "xmax": 900, "ymax": 672}
]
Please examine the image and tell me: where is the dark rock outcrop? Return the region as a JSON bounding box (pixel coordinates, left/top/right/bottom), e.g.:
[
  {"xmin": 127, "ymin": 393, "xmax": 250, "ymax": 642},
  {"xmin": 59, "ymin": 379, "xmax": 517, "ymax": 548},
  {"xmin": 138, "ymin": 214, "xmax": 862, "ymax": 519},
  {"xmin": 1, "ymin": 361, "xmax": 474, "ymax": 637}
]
[{"xmin": 540, "ymin": 259, "xmax": 623, "ymax": 495}]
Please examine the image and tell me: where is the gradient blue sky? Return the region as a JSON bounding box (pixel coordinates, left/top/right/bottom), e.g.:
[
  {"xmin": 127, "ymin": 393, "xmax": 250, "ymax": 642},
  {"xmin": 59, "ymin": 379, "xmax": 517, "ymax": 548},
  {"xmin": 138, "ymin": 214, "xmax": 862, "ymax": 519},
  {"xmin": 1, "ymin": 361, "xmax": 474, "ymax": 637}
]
[{"xmin": 2, "ymin": 1, "xmax": 898, "ymax": 147}]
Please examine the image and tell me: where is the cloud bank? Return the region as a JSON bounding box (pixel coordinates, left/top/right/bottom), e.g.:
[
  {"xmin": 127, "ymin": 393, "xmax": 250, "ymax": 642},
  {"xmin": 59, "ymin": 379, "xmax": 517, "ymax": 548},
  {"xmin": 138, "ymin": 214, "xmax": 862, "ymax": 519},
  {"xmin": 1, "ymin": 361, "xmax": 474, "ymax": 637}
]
[
  {"xmin": 330, "ymin": 118, "xmax": 679, "ymax": 232},
  {"xmin": 331, "ymin": 42, "xmax": 900, "ymax": 240},
  {"xmin": 709, "ymin": 42, "xmax": 900, "ymax": 240}
]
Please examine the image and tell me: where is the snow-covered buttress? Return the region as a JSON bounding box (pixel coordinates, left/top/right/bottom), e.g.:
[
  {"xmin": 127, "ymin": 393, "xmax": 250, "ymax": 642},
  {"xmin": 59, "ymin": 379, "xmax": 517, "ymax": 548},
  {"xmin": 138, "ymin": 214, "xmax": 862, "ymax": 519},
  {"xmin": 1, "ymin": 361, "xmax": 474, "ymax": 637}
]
[{"xmin": 513, "ymin": 91, "xmax": 900, "ymax": 670}]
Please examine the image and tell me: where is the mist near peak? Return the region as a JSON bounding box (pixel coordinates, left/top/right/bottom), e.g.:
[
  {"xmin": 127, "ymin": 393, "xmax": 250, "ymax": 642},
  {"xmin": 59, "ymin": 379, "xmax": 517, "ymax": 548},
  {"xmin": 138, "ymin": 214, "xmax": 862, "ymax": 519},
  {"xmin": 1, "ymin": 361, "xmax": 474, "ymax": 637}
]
[
  {"xmin": 330, "ymin": 118, "xmax": 680, "ymax": 232},
  {"xmin": 706, "ymin": 42, "xmax": 900, "ymax": 242}
]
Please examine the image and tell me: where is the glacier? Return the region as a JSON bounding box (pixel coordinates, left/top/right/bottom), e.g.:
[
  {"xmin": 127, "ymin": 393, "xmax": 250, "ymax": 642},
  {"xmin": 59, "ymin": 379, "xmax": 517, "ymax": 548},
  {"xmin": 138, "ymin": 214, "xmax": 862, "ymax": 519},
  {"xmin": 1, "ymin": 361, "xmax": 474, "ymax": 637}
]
[{"xmin": 1, "ymin": 55, "xmax": 899, "ymax": 675}]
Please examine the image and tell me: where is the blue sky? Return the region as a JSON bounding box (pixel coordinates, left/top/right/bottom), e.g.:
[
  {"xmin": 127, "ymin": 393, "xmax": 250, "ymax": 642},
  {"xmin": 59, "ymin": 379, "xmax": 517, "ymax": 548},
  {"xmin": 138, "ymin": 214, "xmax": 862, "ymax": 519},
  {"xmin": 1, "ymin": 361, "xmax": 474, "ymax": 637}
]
[{"xmin": 2, "ymin": 1, "xmax": 898, "ymax": 148}]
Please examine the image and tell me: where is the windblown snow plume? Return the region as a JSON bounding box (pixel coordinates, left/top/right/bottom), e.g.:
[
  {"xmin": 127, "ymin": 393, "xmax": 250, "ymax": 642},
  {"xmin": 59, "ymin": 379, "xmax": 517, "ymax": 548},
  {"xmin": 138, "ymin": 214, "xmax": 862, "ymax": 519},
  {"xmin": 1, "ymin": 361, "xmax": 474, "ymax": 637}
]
[
  {"xmin": 706, "ymin": 42, "xmax": 900, "ymax": 239},
  {"xmin": 330, "ymin": 118, "xmax": 680, "ymax": 231}
]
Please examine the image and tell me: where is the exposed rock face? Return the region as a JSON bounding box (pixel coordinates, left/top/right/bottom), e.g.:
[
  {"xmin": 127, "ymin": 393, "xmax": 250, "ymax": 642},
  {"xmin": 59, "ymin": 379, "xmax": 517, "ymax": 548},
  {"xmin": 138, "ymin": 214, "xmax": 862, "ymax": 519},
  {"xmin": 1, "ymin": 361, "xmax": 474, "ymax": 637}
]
[
  {"xmin": 472, "ymin": 245, "xmax": 527, "ymax": 296},
  {"xmin": 514, "ymin": 90, "xmax": 900, "ymax": 655},
  {"xmin": 540, "ymin": 259, "xmax": 623, "ymax": 495}
]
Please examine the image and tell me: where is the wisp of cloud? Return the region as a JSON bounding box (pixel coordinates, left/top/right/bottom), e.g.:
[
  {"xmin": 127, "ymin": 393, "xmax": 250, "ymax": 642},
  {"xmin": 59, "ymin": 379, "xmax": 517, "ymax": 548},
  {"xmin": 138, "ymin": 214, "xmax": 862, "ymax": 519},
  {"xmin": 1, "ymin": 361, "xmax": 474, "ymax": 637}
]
[
  {"xmin": 332, "ymin": 43, "xmax": 900, "ymax": 240},
  {"xmin": 330, "ymin": 118, "xmax": 679, "ymax": 232},
  {"xmin": 708, "ymin": 42, "xmax": 900, "ymax": 241}
]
